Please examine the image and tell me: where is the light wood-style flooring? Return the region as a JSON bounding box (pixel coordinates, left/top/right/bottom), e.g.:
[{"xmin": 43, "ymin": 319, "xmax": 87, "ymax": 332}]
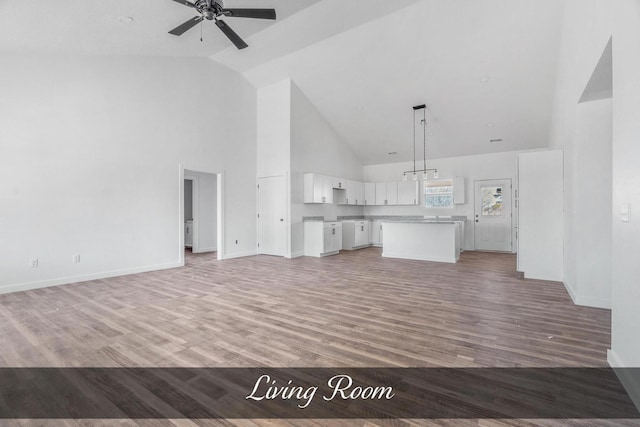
[{"xmin": 0, "ymin": 248, "xmax": 630, "ymax": 426}]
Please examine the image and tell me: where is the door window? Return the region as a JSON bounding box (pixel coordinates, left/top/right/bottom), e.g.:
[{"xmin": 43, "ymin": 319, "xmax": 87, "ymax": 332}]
[{"xmin": 481, "ymin": 186, "xmax": 504, "ymax": 216}]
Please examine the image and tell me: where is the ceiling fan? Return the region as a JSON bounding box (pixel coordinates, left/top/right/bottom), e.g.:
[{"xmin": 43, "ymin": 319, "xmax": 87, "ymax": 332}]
[{"xmin": 168, "ymin": 0, "xmax": 276, "ymax": 49}]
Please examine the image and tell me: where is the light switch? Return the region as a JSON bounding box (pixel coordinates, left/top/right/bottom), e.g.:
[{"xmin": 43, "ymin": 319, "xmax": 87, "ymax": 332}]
[{"xmin": 621, "ymin": 204, "xmax": 631, "ymax": 223}]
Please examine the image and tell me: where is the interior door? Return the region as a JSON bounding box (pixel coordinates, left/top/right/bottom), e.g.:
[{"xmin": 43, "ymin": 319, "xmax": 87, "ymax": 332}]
[
  {"xmin": 258, "ymin": 175, "xmax": 286, "ymax": 256},
  {"xmin": 474, "ymin": 179, "xmax": 512, "ymax": 252}
]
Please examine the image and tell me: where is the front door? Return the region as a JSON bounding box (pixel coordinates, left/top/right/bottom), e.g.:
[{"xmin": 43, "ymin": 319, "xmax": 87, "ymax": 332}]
[
  {"xmin": 257, "ymin": 175, "xmax": 287, "ymax": 256},
  {"xmin": 474, "ymin": 179, "xmax": 512, "ymax": 252}
]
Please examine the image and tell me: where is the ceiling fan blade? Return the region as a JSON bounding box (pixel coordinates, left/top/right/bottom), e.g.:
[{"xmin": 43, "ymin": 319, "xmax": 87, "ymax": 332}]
[
  {"xmin": 215, "ymin": 19, "xmax": 249, "ymax": 49},
  {"xmin": 222, "ymin": 8, "xmax": 276, "ymax": 20},
  {"xmin": 170, "ymin": 0, "xmax": 197, "ymax": 8},
  {"xmin": 169, "ymin": 16, "xmax": 203, "ymax": 36}
]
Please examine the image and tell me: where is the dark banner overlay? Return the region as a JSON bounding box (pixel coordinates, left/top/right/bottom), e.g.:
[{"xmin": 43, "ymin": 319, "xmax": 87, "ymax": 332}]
[{"xmin": 0, "ymin": 368, "xmax": 638, "ymax": 419}]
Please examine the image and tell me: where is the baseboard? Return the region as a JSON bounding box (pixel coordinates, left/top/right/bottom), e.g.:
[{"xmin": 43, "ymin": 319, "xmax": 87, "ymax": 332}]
[
  {"xmin": 287, "ymin": 251, "xmax": 305, "ymax": 259},
  {"xmin": 382, "ymin": 253, "xmax": 456, "ymax": 263},
  {"xmin": 193, "ymin": 246, "xmax": 217, "ymax": 254},
  {"xmin": 563, "ymin": 280, "xmax": 578, "ymax": 304},
  {"xmin": 608, "ymin": 349, "xmax": 640, "ymax": 412},
  {"xmin": 575, "ymin": 295, "xmax": 611, "ymax": 309},
  {"xmin": 563, "ymin": 280, "xmax": 611, "ymax": 309},
  {"xmin": 0, "ymin": 261, "xmax": 183, "ymax": 295},
  {"xmin": 223, "ymin": 250, "xmax": 257, "ymax": 260}
]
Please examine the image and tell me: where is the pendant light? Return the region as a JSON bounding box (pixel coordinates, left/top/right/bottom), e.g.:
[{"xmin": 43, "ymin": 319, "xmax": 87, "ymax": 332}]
[{"xmin": 402, "ymin": 104, "xmax": 438, "ymax": 181}]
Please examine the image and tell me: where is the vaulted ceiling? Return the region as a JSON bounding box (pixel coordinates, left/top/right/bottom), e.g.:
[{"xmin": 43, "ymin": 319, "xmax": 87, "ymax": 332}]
[
  {"xmin": 0, "ymin": 0, "xmax": 565, "ymax": 165},
  {"xmin": 0, "ymin": 0, "xmax": 320, "ymax": 56},
  {"xmin": 216, "ymin": 0, "xmax": 565, "ymax": 165}
]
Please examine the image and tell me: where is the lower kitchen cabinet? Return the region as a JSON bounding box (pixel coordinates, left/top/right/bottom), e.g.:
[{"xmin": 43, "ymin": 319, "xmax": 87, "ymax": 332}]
[
  {"xmin": 304, "ymin": 221, "xmax": 342, "ymax": 257},
  {"xmin": 342, "ymin": 220, "xmax": 370, "ymax": 250},
  {"xmin": 371, "ymin": 221, "xmax": 383, "ymax": 247}
]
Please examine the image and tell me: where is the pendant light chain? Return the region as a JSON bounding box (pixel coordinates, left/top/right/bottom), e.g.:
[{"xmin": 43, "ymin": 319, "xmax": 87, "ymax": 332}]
[{"xmin": 423, "ymin": 107, "xmax": 427, "ymax": 175}]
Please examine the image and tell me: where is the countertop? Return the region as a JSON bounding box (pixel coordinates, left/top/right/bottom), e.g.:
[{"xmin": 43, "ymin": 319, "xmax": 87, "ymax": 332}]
[
  {"xmin": 302, "ymin": 216, "xmax": 467, "ymax": 223},
  {"xmin": 380, "ymin": 219, "xmax": 462, "ymax": 224},
  {"xmin": 302, "ymin": 217, "xmax": 341, "ymax": 223}
]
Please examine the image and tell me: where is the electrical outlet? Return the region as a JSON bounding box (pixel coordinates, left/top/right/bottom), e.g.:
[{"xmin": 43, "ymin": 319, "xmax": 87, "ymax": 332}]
[
  {"xmin": 72, "ymin": 254, "xmax": 81, "ymax": 263},
  {"xmin": 30, "ymin": 258, "xmax": 38, "ymax": 268}
]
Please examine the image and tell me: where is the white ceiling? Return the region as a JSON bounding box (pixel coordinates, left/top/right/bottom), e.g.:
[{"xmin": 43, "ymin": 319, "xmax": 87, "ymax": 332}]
[
  {"xmin": 0, "ymin": 0, "xmax": 565, "ymax": 166},
  {"xmin": 0, "ymin": 0, "xmax": 320, "ymax": 56},
  {"xmin": 223, "ymin": 0, "xmax": 565, "ymax": 165}
]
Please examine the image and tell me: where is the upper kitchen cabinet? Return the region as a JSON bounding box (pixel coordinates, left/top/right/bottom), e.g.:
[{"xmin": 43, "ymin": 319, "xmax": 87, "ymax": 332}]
[
  {"xmin": 397, "ymin": 180, "xmax": 419, "ymax": 205},
  {"xmin": 355, "ymin": 181, "xmax": 365, "ymax": 206},
  {"xmin": 364, "ymin": 183, "xmax": 376, "ymax": 206},
  {"xmin": 304, "ymin": 173, "xmax": 333, "ymax": 204},
  {"xmin": 344, "ymin": 180, "xmax": 364, "ymax": 205},
  {"xmin": 333, "ymin": 177, "xmax": 346, "ymax": 190},
  {"xmin": 375, "ymin": 182, "xmax": 398, "ymax": 205}
]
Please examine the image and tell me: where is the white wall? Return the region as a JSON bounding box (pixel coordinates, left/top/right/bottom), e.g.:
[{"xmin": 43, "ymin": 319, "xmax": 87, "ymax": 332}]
[
  {"xmin": 290, "ymin": 82, "xmax": 365, "ymax": 257},
  {"xmin": 562, "ymin": 98, "xmax": 612, "ymax": 308},
  {"xmin": 611, "ymin": 0, "xmax": 640, "ymax": 374},
  {"xmin": 257, "ymin": 79, "xmax": 291, "ymax": 177},
  {"xmin": 517, "ymin": 150, "xmax": 564, "ymax": 282},
  {"xmin": 0, "ymin": 53, "xmax": 257, "ymax": 293},
  {"xmin": 363, "ymin": 150, "xmax": 528, "ymax": 251},
  {"xmin": 548, "ymin": 0, "xmax": 640, "ymax": 394},
  {"xmin": 255, "ymin": 80, "xmax": 365, "ymax": 258}
]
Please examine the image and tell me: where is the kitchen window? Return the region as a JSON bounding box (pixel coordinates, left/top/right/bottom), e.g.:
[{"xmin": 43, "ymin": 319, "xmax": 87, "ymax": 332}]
[{"xmin": 425, "ymin": 179, "xmax": 454, "ymax": 208}]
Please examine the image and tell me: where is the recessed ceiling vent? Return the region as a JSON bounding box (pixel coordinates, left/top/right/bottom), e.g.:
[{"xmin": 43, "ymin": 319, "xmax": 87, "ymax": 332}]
[{"xmin": 490, "ymin": 138, "xmax": 503, "ymax": 143}]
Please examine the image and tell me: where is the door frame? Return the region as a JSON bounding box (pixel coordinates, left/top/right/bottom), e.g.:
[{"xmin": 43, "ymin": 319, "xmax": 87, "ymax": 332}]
[
  {"xmin": 179, "ymin": 165, "xmax": 224, "ymax": 264},
  {"xmin": 473, "ymin": 178, "xmax": 514, "ymax": 252},
  {"xmin": 257, "ymin": 172, "xmax": 290, "ymax": 258}
]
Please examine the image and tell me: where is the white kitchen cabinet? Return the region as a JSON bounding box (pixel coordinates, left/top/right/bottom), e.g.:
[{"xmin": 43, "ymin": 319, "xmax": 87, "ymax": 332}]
[
  {"xmin": 323, "ymin": 227, "xmax": 333, "ymax": 253},
  {"xmin": 304, "ymin": 221, "xmax": 342, "ymax": 257},
  {"xmin": 371, "ymin": 221, "xmax": 383, "ymax": 246},
  {"xmin": 342, "ymin": 220, "xmax": 370, "ymax": 250},
  {"xmin": 453, "ymin": 177, "xmax": 465, "ymax": 204},
  {"xmin": 355, "ymin": 182, "xmax": 365, "ymax": 205},
  {"xmin": 304, "ymin": 173, "xmax": 333, "ymax": 204},
  {"xmin": 375, "ymin": 183, "xmax": 386, "ymax": 205},
  {"xmin": 356, "ymin": 220, "xmax": 369, "ymax": 247},
  {"xmin": 333, "ymin": 177, "xmax": 346, "ymax": 190},
  {"xmin": 375, "ymin": 182, "xmax": 398, "ymax": 205},
  {"xmin": 344, "ymin": 180, "xmax": 355, "ymax": 205},
  {"xmin": 387, "ymin": 182, "xmax": 398, "ymax": 205},
  {"xmin": 343, "ymin": 180, "xmax": 365, "ymax": 205},
  {"xmin": 364, "ymin": 183, "xmax": 376, "ymax": 206},
  {"xmin": 397, "ymin": 181, "xmax": 419, "ymax": 205}
]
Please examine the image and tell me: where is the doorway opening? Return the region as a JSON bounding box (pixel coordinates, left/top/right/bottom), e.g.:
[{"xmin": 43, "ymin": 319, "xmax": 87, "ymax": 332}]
[{"xmin": 181, "ymin": 168, "xmax": 224, "ymax": 264}]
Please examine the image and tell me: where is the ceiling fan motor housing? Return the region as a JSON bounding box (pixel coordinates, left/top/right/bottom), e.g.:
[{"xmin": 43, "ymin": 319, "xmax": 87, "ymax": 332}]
[
  {"xmin": 167, "ymin": 0, "xmax": 276, "ymax": 49},
  {"xmin": 195, "ymin": 0, "xmax": 224, "ymax": 19}
]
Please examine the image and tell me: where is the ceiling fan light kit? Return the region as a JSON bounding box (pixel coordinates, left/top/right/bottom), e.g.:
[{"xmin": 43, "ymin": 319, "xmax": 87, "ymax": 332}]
[{"xmin": 168, "ymin": 0, "xmax": 276, "ymax": 49}]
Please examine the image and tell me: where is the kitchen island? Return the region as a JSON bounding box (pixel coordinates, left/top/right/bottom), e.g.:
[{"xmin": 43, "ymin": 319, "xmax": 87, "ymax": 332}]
[{"xmin": 381, "ymin": 220, "xmax": 463, "ymax": 263}]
